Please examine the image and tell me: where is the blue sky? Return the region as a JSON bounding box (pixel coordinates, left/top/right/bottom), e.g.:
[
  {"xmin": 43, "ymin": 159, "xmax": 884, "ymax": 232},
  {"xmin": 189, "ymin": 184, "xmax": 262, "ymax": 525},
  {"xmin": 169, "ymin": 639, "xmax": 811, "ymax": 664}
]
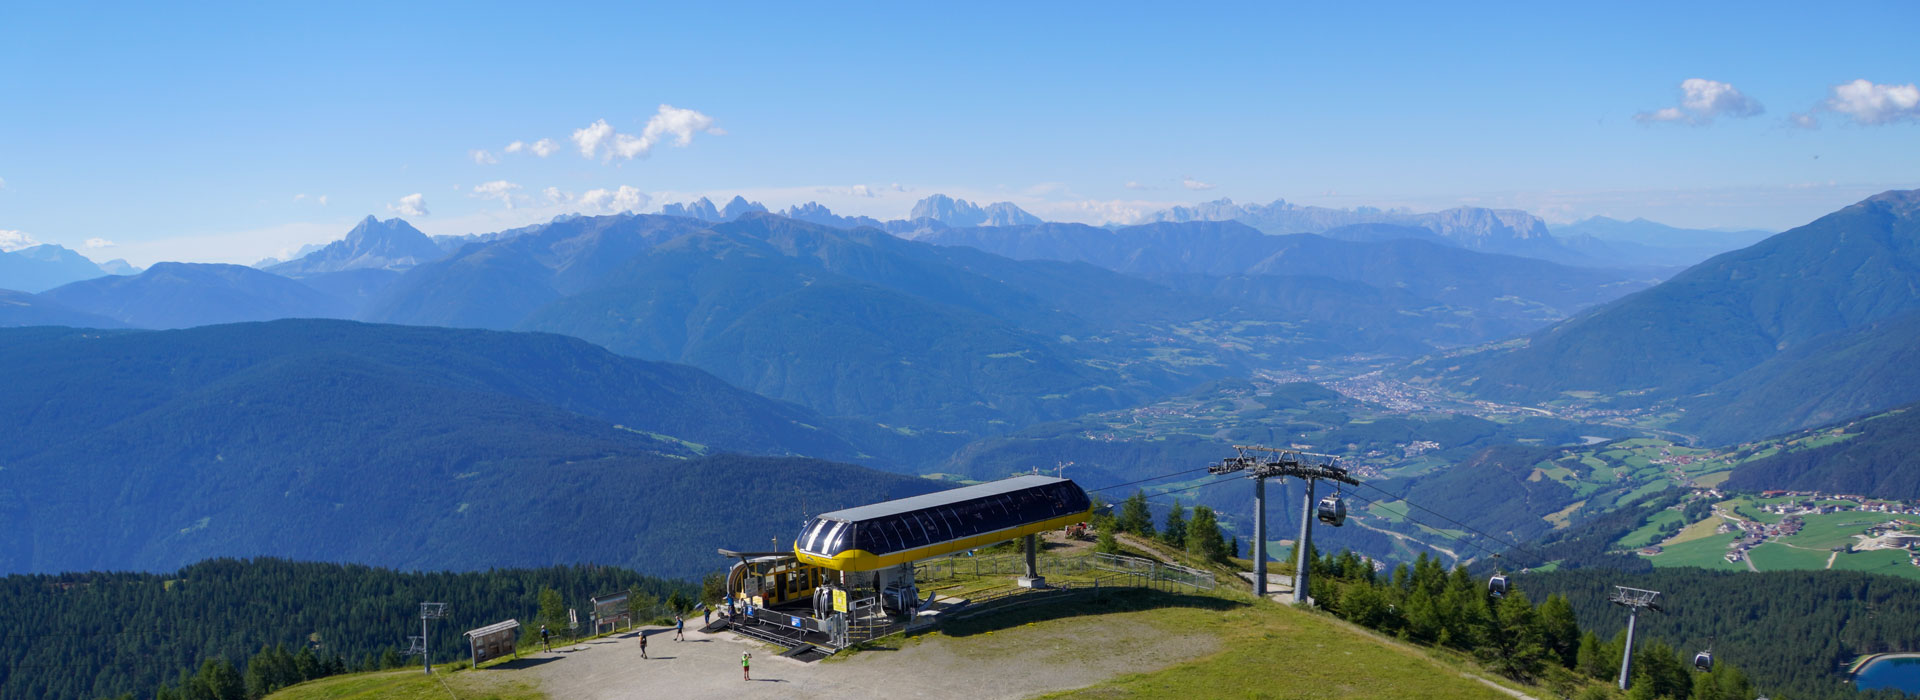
[{"xmin": 2, "ymin": 2, "xmax": 1917, "ymax": 265}]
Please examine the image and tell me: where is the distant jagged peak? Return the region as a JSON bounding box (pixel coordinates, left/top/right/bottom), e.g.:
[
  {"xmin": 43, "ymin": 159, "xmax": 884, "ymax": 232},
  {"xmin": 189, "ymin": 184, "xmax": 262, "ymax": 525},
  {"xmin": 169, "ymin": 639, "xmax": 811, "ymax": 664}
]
[
  {"xmin": 661, "ymin": 196, "xmax": 722, "ymax": 221},
  {"xmin": 720, "ymin": 195, "xmax": 769, "ymax": 220},
  {"xmin": 907, "ymin": 194, "xmax": 1040, "ymax": 227},
  {"xmin": 657, "ymin": 195, "xmax": 770, "ymax": 222},
  {"xmin": 266, "ymin": 214, "xmax": 443, "ymax": 277},
  {"xmin": 775, "ymin": 201, "xmax": 888, "ymax": 230}
]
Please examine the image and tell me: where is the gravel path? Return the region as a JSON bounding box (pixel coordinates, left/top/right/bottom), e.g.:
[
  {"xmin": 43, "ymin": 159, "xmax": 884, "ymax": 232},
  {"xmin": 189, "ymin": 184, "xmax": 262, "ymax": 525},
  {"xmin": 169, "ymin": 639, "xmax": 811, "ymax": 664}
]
[{"xmin": 508, "ymin": 611, "xmax": 1219, "ymax": 699}]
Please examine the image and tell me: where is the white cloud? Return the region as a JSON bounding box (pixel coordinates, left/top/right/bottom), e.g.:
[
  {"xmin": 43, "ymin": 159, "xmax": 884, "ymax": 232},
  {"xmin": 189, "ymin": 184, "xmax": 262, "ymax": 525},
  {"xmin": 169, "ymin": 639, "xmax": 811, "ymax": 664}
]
[
  {"xmin": 1, "ymin": 176, "xmax": 9, "ymax": 190},
  {"xmin": 1635, "ymin": 78, "xmax": 1764, "ymax": 125},
  {"xmin": 1824, "ymin": 79, "xmax": 1920, "ymax": 125},
  {"xmin": 542, "ymin": 186, "xmax": 566, "ymax": 205},
  {"xmin": 471, "ymin": 180, "xmax": 523, "ymax": 208},
  {"xmin": 641, "ymin": 104, "xmax": 723, "ymax": 147},
  {"xmin": 1124, "ymin": 181, "xmax": 1157, "ymax": 191},
  {"xmin": 530, "ymin": 138, "xmax": 559, "ymax": 157},
  {"xmin": 571, "ymin": 119, "xmax": 615, "ymax": 159},
  {"xmin": 293, "ymin": 194, "xmax": 307, "ymax": 201},
  {"xmin": 577, "ymin": 185, "xmax": 649, "ymax": 213},
  {"xmin": 388, "ymin": 193, "xmax": 429, "ymax": 217},
  {"xmin": 318, "ymin": 195, "xmax": 328, "ymax": 206},
  {"xmin": 570, "ymin": 105, "xmax": 723, "ymax": 161},
  {"xmin": 84, "ymin": 238, "xmax": 115, "ymax": 249},
  {"xmin": 1182, "ymin": 177, "xmax": 1217, "ymax": 191},
  {"xmin": 504, "ymin": 141, "xmax": 526, "ymax": 154},
  {"xmin": 1789, "ymin": 112, "xmax": 1820, "ymax": 129},
  {"xmin": 470, "ymin": 149, "xmax": 499, "ymax": 165},
  {"xmin": 0, "ymin": 229, "xmax": 40, "ymax": 252}
]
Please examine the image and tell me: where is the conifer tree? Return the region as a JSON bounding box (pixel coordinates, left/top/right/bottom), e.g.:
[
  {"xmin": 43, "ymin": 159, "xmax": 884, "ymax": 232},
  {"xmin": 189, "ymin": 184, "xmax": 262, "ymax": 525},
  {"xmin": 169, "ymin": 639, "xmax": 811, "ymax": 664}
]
[{"xmin": 1160, "ymin": 500, "xmax": 1188, "ymax": 547}]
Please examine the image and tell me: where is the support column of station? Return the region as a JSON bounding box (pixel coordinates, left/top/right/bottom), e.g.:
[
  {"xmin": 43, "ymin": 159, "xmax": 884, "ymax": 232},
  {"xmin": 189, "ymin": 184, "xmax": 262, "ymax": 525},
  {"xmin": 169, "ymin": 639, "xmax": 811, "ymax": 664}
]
[
  {"xmin": 1018, "ymin": 533, "xmax": 1046, "ymax": 588},
  {"xmin": 1294, "ymin": 479, "xmax": 1315, "ymax": 605},
  {"xmin": 1253, "ymin": 476, "xmax": 1267, "ymax": 598}
]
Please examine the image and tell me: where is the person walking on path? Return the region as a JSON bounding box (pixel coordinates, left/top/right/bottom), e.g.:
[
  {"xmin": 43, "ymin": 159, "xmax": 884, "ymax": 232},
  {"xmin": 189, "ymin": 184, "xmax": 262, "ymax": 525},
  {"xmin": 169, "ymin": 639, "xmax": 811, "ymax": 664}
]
[
  {"xmin": 540, "ymin": 625, "xmax": 552, "ymax": 652},
  {"xmin": 742, "ymin": 652, "xmax": 751, "ymax": 681},
  {"xmin": 638, "ymin": 631, "xmax": 648, "ymax": 659},
  {"xmin": 704, "ymin": 607, "xmax": 711, "ymax": 627},
  {"xmin": 675, "ymin": 616, "xmax": 685, "ymax": 641}
]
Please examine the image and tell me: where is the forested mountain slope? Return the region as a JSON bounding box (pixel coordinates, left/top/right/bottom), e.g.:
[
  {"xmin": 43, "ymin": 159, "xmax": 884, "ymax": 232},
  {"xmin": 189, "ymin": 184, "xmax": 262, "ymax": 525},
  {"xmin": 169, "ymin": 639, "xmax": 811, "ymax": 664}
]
[
  {"xmin": 0, "ymin": 558, "xmax": 693, "ymax": 700},
  {"xmin": 1723, "ymin": 403, "xmax": 1920, "ymax": 499},
  {"xmin": 1443, "ymin": 189, "xmax": 1920, "ymax": 408},
  {"xmin": 0, "ymin": 321, "xmax": 926, "ymax": 576}
]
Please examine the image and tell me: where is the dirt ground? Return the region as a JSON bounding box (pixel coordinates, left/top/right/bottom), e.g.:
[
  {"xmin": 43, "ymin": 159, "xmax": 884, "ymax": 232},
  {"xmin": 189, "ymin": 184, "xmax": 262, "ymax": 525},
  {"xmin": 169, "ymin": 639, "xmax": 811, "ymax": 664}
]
[{"xmin": 509, "ymin": 607, "xmax": 1220, "ymax": 700}]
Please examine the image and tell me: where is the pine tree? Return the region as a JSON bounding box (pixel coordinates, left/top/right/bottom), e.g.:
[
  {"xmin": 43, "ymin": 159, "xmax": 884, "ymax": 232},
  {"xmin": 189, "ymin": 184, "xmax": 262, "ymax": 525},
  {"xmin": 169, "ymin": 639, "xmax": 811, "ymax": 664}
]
[
  {"xmin": 1185, "ymin": 506, "xmax": 1228, "ymax": 562},
  {"xmin": 1576, "ymin": 630, "xmax": 1610, "ymax": 680},
  {"xmin": 1537, "ymin": 594, "xmax": 1582, "ymax": 668},
  {"xmin": 1116, "ymin": 491, "xmax": 1155, "ymax": 538},
  {"xmin": 1476, "ymin": 590, "xmax": 1549, "ymax": 681},
  {"xmin": 1160, "ymin": 500, "xmax": 1188, "ymax": 547},
  {"xmin": 537, "ymin": 586, "xmax": 568, "ymax": 633},
  {"xmin": 1095, "ymin": 528, "xmax": 1121, "ymax": 554}
]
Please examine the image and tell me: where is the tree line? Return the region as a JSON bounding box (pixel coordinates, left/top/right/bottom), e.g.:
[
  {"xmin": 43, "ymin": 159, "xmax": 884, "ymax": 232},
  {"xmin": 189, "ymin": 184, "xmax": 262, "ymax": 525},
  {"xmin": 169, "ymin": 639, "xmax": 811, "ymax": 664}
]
[
  {"xmin": 0, "ymin": 557, "xmax": 696, "ymax": 700},
  {"xmin": 1307, "ymin": 547, "xmax": 1768, "ymax": 700}
]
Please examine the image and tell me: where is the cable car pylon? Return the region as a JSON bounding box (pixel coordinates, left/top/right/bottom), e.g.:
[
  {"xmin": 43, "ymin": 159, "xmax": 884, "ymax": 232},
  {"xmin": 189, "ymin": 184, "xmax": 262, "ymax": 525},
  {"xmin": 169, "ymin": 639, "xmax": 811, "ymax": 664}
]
[
  {"xmin": 1608, "ymin": 585, "xmax": 1664, "ymax": 691},
  {"xmin": 1209, "ymin": 445, "xmax": 1359, "ymax": 605}
]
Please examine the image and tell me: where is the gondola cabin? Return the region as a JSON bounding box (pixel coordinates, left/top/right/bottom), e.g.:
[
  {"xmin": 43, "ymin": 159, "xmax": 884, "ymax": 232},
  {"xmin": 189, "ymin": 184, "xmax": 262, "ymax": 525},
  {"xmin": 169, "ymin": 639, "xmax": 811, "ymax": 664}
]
[
  {"xmin": 1488, "ymin": 574, "xmax": 1510, "ymax": 598},
  {"xmin": 1316, "ymin": 495, "xmax": 1347, "ymax": 527},
  {"xmin": 794, "ymin": 475, "xmax": 1093, "ymax": 572},
  {"xmin": 1693, "ymin": 650, "xmax": 1713, "ymax": 671}
]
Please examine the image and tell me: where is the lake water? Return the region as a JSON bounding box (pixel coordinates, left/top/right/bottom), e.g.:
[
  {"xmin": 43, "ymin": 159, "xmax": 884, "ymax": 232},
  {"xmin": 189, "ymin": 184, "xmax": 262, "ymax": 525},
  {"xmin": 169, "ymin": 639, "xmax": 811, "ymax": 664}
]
[{"xmin": 1856, "ymin": 656, "xmax": 1920, "ymax": 693}]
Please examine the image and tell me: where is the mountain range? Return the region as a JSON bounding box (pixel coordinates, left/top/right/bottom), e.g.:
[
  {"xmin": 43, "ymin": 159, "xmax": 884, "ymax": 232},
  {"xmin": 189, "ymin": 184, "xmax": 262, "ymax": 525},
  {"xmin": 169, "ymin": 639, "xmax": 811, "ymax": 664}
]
[
  {"xmin": 1422, "ymin": 189, "xmax": 1920, "ymax": 444},
  {"xmin": 0, "ymin": 243, "xmax": 134, "ymax": 293},
  {"xmin": 0, "ymin": 320, "xmax": 916, "ymax": 577},
  {"xmin": 40, "ymin": 262, "xmax": 354, "ymax": 329},
  {"xmin": 918, "ymin": 219, "xmax": 1657, "ymax": 343}
]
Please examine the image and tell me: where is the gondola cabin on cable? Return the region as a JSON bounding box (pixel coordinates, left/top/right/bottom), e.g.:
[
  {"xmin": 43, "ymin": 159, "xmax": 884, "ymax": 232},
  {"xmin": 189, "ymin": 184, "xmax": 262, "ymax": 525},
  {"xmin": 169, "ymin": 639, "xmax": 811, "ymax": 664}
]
[
  {"xmin": 1693, "ymin": 649, "xmax": 1714, "ymax": 671},
  {"xmin": 1487, "ymin": 573, "xmax": 1510, "ymax": 598},
  {"xmin": 1316, "ymin": 494, "xmax": 1347, "ymax": 527}
]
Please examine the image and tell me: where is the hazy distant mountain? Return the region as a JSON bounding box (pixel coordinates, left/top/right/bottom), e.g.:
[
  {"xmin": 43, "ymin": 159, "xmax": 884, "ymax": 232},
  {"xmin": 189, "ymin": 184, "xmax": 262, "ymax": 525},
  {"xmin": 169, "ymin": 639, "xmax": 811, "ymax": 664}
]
[
  {"xmin": 0, "ymin": 320, "xmax": 897, "ymax": 575},
  {"xmin": 1554, "ymin": 216, "xmax": 1772, "ymax": 249},
  {"xmin": 0, "ymin": 244, "xmax": 109, "ymax": 293},
  {"xmin": 98, "ymin": 259, "xmax": 141, "ymax": 275},
  {"xmin": 40, "ymin": 262, "xmax": 352, "ymax": 329},
  {"xmin": 908, "ymin": 194, "xmax": 1042, "ymax": 227},
  {"xmin": 1314, "ymin": 223, "xmax": 1452, "ymax": 245},
  {"xmin": 1551, "ymin": 216, "xmax": 1774, "ymax": 267},
  {"xmin": 0, "ymin": 289, "xmax": 125, "ymax": 328},
  {"xmin": 266, "ymin": 215, "xmax": 443, "ymax": 277},
  {"xmin": 1142, "ymin": 197, "xmax": 1575, "ymax": 261},
  {"xmin": 1436, "ymin": 190, "xmax": 1920, "ymax": 427},
  {"xmin": 919, "ymin": 220, "xmax": 1651, "ymax": 323}
]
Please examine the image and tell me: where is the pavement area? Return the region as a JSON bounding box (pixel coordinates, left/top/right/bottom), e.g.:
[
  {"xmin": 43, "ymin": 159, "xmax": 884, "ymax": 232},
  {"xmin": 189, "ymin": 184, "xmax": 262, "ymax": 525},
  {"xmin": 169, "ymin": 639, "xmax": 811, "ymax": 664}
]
[{"xmin": 504, "ymin": 610, "xmax": 1220, "ymax": 699}]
